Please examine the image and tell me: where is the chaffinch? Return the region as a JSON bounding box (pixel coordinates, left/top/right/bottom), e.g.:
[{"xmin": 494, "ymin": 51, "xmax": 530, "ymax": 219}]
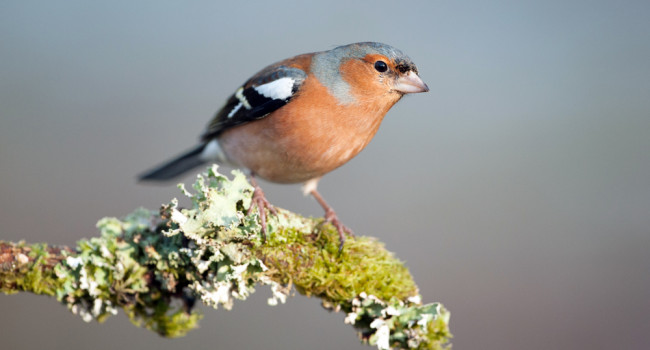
[{"xmin": 140, "ymin": 42, "xmax": 428, "ymax": 250}]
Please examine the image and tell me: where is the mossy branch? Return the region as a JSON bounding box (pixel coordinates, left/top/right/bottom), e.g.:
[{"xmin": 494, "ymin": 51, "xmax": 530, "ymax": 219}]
[{"xmin": 0, "ymin": 166, "xmax": 451, "ymax": 350}]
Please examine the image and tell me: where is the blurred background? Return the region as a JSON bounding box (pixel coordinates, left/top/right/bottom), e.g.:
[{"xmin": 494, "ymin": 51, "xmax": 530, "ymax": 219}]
[{"xmin": 1, "ymin": 1, "xmax": 649, "ymax": 349}]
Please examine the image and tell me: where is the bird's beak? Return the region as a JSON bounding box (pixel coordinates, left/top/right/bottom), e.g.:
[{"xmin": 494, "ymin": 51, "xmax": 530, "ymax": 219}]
[{"xmin": 393, "ymin": 71, "xmax": 429, "ymax": 93}]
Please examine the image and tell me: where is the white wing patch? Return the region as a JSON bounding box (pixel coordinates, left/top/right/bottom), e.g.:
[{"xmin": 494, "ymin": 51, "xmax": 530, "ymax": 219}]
[
  {"xmin": 227, "ymin": 102, "xmax": 243, "ymax": 118},
  {"xmin": 254, "ymin": 77, "xmax": 295, "ymax": 100},
  {"xmin": 234, "ymin": 87, "xmax": 251, "ymax": 109}
]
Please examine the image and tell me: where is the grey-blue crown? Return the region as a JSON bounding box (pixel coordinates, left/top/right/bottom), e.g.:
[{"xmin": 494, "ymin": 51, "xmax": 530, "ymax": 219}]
[{"xmin": 332, "ymin": 42, "xmax": 412, "ymax": 64}]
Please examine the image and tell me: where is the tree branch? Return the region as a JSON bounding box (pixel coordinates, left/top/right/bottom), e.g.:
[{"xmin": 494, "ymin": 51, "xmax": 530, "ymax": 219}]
[{"xmin": 0, "ymin": 166, "xmax": 451, "ymax": 350}]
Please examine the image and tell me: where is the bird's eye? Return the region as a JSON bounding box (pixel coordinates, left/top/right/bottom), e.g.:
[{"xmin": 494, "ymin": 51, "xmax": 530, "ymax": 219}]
[{"xmin": 374, "ymin": 60, "xmax": 388, "ymax": 73}]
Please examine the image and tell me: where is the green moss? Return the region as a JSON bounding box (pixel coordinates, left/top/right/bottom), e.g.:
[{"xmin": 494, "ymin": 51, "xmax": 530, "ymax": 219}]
[
  {"xmin": 417, "ymin": 305, "xmax": 452, "ymax": 350},
  {"xmin": 0, "ymin": 241, "xmax": 64, "ymax": 296},
  {"xmin": 125, "ymin": 299, "xmax": 203, "ymax": 338},
  {"xmin": 1, "ymin": 166, "xmax": 451, "ymax": 349},
  {"xmin": 259, "ymin": 222, "xmax": 418, "ymax": 304}
]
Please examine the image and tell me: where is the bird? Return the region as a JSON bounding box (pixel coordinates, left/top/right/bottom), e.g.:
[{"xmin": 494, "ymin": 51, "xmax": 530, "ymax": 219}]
[{"xmin": 139, "ymin": 42, "xmax": 429, "ymax": 251}]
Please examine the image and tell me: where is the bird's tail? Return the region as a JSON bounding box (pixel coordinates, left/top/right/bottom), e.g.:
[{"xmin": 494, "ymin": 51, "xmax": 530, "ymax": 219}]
[{"xmin": 139, "ymin": 144, "xmax": 207, "ymax": 181}]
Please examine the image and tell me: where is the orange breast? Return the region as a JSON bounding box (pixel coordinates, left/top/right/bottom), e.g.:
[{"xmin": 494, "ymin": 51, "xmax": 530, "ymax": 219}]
[{"xmin": 218, "ymin": 71, "xmax": 401, "ymax": 183}]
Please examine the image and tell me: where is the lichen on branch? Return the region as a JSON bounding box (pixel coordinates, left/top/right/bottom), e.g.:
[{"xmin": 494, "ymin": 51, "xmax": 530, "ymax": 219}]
[{"xmin": 0, "ymin": 165, "xmax": 451, "ymax": 350}]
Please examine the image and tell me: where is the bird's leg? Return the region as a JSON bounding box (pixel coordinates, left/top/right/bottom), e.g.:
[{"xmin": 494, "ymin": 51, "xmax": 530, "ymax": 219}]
[
  {"xmin": 247, "ymin": 174, "xmax": 277, "ymax": 242},
  {"xmin": 309, "ymin": 189, "xmax": 353, "ymax": 252}
]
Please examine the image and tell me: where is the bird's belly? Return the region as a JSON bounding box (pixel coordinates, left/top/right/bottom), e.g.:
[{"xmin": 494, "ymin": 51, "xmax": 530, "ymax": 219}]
[{"xmin": 218, "ymin": 116, "xmax": 378, "ymax": 183}]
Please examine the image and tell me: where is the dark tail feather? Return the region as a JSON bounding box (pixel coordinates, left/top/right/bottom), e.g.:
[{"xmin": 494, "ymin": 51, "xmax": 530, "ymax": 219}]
[{"xmin": 139, "ymin": 144, "xmax": 206, "ymax": 181}]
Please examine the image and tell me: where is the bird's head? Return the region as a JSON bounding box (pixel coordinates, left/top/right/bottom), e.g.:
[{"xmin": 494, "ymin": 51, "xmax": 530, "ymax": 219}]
[{"xmin": 313, "ymin": 42, "xmax": 428, "ymax": 105}]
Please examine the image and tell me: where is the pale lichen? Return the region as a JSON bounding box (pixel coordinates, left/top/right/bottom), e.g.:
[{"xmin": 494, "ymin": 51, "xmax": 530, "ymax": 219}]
[{"xmin": 1, "ymin": 165, "xmax": 451, "ymax": 349}]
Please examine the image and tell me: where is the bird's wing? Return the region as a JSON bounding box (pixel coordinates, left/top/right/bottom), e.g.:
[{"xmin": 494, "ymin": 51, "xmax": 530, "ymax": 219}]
[{"xmin": 201, "ymin": 65, "xmax": 307, "ymax": 140}]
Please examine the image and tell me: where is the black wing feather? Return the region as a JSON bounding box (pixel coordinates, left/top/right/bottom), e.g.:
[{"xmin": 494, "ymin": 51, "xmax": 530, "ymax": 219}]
[{"xmin": 201, "ymin": 66, "xmax": 306, "ymax": 141}]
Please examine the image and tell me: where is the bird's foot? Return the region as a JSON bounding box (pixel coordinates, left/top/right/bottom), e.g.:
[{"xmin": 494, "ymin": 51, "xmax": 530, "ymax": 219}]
[
  {"xmin": 322, "ymin": 207, "xmax": 354, "ymax": 253},
  {"xmin": 309, "ymin": 188, "xmax": 353, "ymax": 253},
  {"xmin": 247, "ymin": 177, "xmax": 277, "ymax": 242}
]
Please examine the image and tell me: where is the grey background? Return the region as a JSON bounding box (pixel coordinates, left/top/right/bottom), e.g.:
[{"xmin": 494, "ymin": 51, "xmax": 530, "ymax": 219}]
[{"xmin": 1, "ymin": 1, "xmax": 649, "ymax": 349}]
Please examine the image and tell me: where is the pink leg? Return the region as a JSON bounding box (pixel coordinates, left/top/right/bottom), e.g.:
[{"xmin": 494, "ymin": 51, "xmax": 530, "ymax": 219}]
[
  {"xmin": 247, "ymin": 174, "xmax": 277, "ymax": 242},
  {"xmin": 310, "ymin": 189, "xmax": 353, "ymax": 252}
]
